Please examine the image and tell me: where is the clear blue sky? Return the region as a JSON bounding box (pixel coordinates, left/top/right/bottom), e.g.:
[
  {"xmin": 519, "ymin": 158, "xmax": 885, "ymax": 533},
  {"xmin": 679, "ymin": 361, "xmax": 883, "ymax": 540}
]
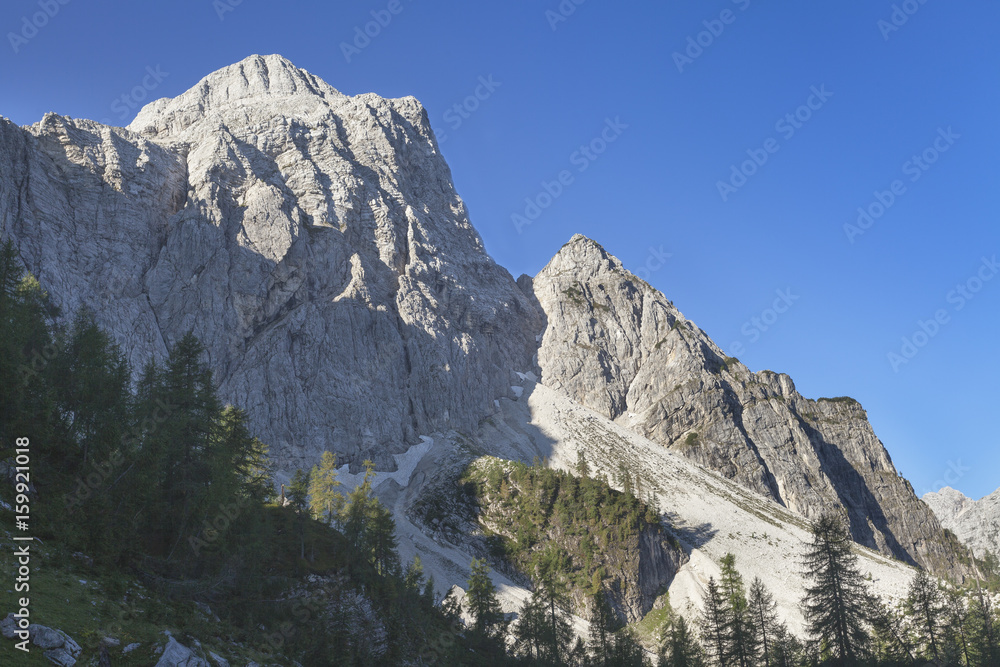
[{"xmin": 2, "ymin": 1, "xmax": 998, "ymax": 499}]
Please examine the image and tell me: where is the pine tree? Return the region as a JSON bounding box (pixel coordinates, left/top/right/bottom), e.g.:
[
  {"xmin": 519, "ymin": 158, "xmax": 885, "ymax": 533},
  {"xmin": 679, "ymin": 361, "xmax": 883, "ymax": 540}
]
[
  {"xmin": 529, "ymin": 545, "xmax": 574, "ymax": 665},
  {"xmin": 719, "ymin": 553, "xmax": 757, "ymax": 667},
  {"xmin": 941, "ymin": 586, "xmax": 972, "ymax": 666},
  {"xmin": 968, "ymin": 584, "xmax": 999, "ymax": 666},
  {"xmin": 466, "ymin": 558, "xmax": 507, "ymax": 649},
  {"xmin": 214, "ymin": 406, "xmax": 273, "ymax": 504},
  {"xmin": 513, "ymin": 594, "xmax": 548, "ymax": 663},
  {"xmin": 288, "ymin": 468, "xmax": 311, "ymax": 510},
  {"xmin": 588, "ymin": 589, "xmax": 619, "ymax": 665},
  {"xmin": 341, "ymin": 460, "xmax": 399, "ymax": 577},
  {"xmin": 904, "ymin": 568, "xmax": 944, "ymax": 661},
  {"xmin": 866, "ymin": 593, "xmax": 915, "ymax": 665},
  {"xmin": 307, "ymin": 450, "xmax": 344, "ymax": 526},
  {"xmin": 135, "ymin": 332, "xmax": 223, "ymax": 561},
  {"xmin": 769, "ymin": 625, "xmax": 803, "ymax": 667},
  {"xmin": 801, "ymin": 513, "xmax": 872, "ymax": 664},
  {"xmin": 748, "ymin": 577, "xmax": 782, "ymax": 667},
  {"xmin": 52, "ymin": 309, "xmax": 132, "ymax": 470},
  {"xmin": 609, "ymin": 625, "xmax": 649, "ymax": 667},
  {"xmin": 576, "ymin": 449, "xmax": 590, "ymax": 478},
  {"xmin": 288, "ymin": 468, "xmax": 311, "ymax": 559},
  {"xmin": 660, "ymin": 616, "xmax": 704, "ymax": 667},
  {"xmin": 701, "ymin": 577, "xmax": 733, "ymax": 667}
]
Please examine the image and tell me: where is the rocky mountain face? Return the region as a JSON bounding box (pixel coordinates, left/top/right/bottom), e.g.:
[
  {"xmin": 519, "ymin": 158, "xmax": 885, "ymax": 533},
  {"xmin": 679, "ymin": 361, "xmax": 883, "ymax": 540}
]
[
  {"xmin": 924, "ymin": 486, "xmax": 1000, "ymax": 560},
  {"xmin": 0, "ymin": 55, "xmax": 972, "ymax": 586},
  {"xmin": 524, "ymin": 235, "xmax": 968, "ymax": 579},
  {"xmin": 0, "ymin": 54, "xmax": 539, "ymax": 475}
]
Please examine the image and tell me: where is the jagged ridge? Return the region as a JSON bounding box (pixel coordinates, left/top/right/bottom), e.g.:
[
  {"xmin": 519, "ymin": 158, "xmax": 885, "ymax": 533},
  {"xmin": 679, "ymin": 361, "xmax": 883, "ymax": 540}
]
[{"xmin": 525, "ymin": 234, "xmax": 970, "ymax": 579}]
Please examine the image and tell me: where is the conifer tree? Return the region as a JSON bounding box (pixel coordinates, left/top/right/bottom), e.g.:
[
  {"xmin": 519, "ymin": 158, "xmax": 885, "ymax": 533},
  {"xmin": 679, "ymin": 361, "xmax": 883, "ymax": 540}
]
[
  {"xmin": 53, "ymin": 309, "xmax": 132, "ymax": 470},
  {"xmin": 866, "ymin": 593, "xmax": 915, "ymax": 665},
  {"xmin": 748, "ymin": 577, "xmax": 782, "ymax": 667},
  {"xmin": 968, "ymin": 584, "xmax": 999, "ymax": 666},
  {"xmin": 588, "ymin": 589, "xmax": 619, "ymax": 665},
  {"xmin": 701, "ymin": 577, "xmax": 733, "ymax": 667},
  {"xmin": 942, "ymin": 586, "xmax": 972, "ymax": 666},
  {"xmin": 287, "ymin": 468, "xmax": 311, "ymax": 511},
  {"xmin": 466, "ymin": 558, "xmax": 507, "ymax": 649},
  {"xmin": 769, "ymin": 625, "xmax": 803, "ymax": 667},
  {"xmin": 214, "ymin": 406, "xmax": 273, "ymax": 504},
  {"xmin": 287, "ymin": 467, "xmax": 311, "ymax": 559},
  {"xmin": 660, "ymin": 616, "xmax": 704, "ymax": 667},
  {"xmin": 136, "ymin": 332, "xmax": 223, "ymax": 561},
  {"xmin": 342, "ymin": 460, "xmax": 399, "ymax": 577},
  {"xmin": 308, "ymin": 450, "xmax": 344, "ymax": 526},
  {"xmin": 719, "ymin": 553, "xmax": 757, "ymax": 667},
  {"xmin": 513, "ymin": 594, "xmax": 548, "ymax": 663},
  {"xmin": 528, "ymin": 545, "xmax": 574, "ymax": 665},
  {"xmin": 801, "ymin": 513, "xmax": 872, "ymax": 664},
  {"xmin": 576, "ymin": 449, "xmax": 590, "ymax": 478},
  {"xmin": 609, "ymin": 625, "xmax": 648, "ymax": 667},
  {"xmin": 904, "ymin": 568, "xmax": 944, "ymax": 661}
]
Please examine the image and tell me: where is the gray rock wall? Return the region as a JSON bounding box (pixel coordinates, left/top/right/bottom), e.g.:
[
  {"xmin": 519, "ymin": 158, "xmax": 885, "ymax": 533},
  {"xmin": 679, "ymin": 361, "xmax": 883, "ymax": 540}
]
[
  {"xmin": 528, "ymin": 234, "xmax": 968, "ymax": 579},
  {"xmin": 0, "ymin": 55, "xmax": 539, "ymax": 475}
]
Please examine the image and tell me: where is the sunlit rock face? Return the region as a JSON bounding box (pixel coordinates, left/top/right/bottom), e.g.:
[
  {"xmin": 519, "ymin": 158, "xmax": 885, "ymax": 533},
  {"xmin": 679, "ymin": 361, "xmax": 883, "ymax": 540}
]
[
  {"xmin": 527, "ymin": 234, "xmax": 968, "ymax": 579},
  {"xmin": 0, "ymin": 54, "xmax": 540, "ymax": 475}
]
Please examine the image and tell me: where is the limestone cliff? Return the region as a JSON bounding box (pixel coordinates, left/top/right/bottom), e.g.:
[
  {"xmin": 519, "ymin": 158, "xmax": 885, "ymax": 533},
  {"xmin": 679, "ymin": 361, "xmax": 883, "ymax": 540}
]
[
  {"xmin": 526, "ymin": 234, "xmax": 969, "ymax": 578},
  {"xmin": 0, "ymin": 54, "xmax": 540, "ymax": 475}
]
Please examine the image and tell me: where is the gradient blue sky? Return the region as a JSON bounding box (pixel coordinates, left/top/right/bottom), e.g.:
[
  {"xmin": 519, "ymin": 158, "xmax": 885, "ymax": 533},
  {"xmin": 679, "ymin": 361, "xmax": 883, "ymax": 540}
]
[{"xmin": 2, "ymin": 1, "xmax": 997, "ymax": 499}]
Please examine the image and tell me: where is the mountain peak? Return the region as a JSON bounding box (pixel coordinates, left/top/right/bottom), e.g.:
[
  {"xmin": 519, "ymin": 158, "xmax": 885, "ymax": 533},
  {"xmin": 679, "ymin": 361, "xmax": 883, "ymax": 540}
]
[{"xmin": 129, "ymin": 54, "xmax": 347, "ymax": 138}]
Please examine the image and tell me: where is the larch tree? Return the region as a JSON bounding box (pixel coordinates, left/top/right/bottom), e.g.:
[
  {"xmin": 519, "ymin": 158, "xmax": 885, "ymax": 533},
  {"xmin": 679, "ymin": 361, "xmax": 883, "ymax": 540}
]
[{"xmin": 308, "ymin": 450, "xmax": 343, "ymax": 526}]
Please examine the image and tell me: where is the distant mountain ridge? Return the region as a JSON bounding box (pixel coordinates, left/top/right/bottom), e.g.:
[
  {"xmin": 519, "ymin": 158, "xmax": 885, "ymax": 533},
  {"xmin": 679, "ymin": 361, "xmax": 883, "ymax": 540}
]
[{"xmin": 924, "ymin": 486, "xmax": 1000, "ymax": 560}]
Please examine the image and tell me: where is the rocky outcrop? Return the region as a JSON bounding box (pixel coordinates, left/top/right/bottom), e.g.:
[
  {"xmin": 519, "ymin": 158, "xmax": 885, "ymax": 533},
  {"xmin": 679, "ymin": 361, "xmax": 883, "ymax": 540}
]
[
  {"xmin": 1, "ymin": 614, "xmax": 82, "ymax": 666},
  {"xmin": 924, "ymin": 486, "xmax": 1000, "ymax": 560},
  {"xmin": 0, "ymin": 54, "xmax": 539, "ymax": 475},
  {"xmin": 156, "ymin": 637, "xmax": 209, "ymax": 667},
  {"xmin": 526, "ymin": 234, "xmax": 969, "ymax": 578}
]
